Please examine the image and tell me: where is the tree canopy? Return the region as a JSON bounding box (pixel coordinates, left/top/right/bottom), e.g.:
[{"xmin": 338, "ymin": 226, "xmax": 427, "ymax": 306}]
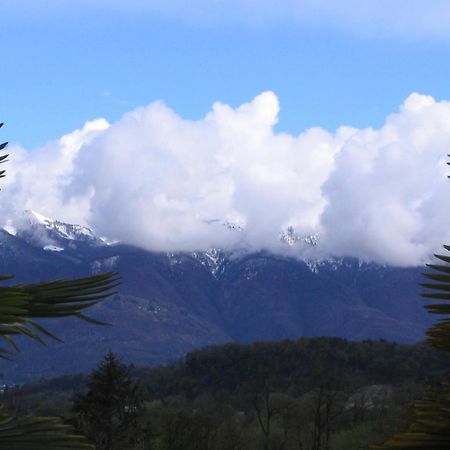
[{"xmin": 72, "ymin": 352, "xmax": 146, "ymax": 450}]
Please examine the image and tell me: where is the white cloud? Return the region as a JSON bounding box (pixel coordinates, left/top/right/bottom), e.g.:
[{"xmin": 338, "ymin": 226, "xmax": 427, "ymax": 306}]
[
  {"xmin": 2, "ymin": 91, "xmax": 450, "ymax": 266},
  {"xmin": 7, "ymin": 0, "xmax": 450, "ymax": 39},
  {"xmin": 322, "ymin": 93, "xmax": 450, "ymax": 265}
]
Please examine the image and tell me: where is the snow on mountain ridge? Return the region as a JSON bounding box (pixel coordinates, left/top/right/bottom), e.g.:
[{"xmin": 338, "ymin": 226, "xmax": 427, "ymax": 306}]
[
  {"xmin": 3, "ymin": 220, "xmax": 16, "ymax": 236},
  {"xmin": 191, "ymin": 248, "xmax": 228, "ymax": 279},
  {"xmin": 1, "ymin": 210, "xmax": 106, "ymax": 251},
  {"xmin": 23, "ymin": 210, "xmax": 98, "ymax": 241},
  {"xmin": 2, "ymin": 212, "xmax": 361, "ymax": 276}
]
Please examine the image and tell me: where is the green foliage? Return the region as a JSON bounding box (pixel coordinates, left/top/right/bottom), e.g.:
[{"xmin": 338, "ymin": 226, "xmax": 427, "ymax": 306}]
[
  {"xmin": 142, "ymin": 338, "xmax": 449, "ymax": 401},
  {"xmin": 0, "ymin": 414, "xmax": 95, "ymax": 450},
  {"xmin": 421, "ymin": 247, "xmax": 450, "ymax": 353},
  {"xmin": 0, "ymin": 273, "xmax": 119, "ymax": 356},
  {"xmin": 373, "ymin": 382, "xmax": 450, "ymax": 449},
  {"xmin": 72, "ymin": 352, "xmax": 146, "ymax": 450},
  {"xmin": 4, "ymin": 337, "xmax": 435, "ymax": 450},
  {"xmin": 371, "ymin": 254, "xmax": 450, "ymax": 449}
]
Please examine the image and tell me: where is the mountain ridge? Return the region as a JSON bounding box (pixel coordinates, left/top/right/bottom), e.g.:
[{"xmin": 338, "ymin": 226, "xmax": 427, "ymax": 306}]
[{"xmin": 0, "ymin": 212, "xmax": 433, "ymax": 383}]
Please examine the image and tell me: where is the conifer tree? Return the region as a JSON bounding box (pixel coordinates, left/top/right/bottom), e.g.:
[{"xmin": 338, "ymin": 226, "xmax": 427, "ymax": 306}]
[{"xmin": 72, "ymin": 352, "xmax": 146, "ymax": 450}]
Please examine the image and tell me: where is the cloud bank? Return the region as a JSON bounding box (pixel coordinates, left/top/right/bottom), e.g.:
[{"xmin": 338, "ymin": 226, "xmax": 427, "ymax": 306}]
[{"xmin": 3, "ymin": 92, "xmax": 450, "ymax": 266}]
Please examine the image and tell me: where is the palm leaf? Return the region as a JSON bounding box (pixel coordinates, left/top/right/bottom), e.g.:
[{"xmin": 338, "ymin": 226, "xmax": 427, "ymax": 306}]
[
  {"xmin": 419, "ymin": 246, "xmax": 450, "ymax": 353},
  {"xmin": 371, "ymin": 382, "xmax": 450, "ymax": 449},
  {"xmin": 0, "ymin": 414, "xmax": 94, "ymax": 449},
  {"xmin": 0, "ymin": 138, "xmax": 7, "ymax": 179},
  {"xmin": 0, "ymin": 272, "xmax": 120, "ymax": 354}
]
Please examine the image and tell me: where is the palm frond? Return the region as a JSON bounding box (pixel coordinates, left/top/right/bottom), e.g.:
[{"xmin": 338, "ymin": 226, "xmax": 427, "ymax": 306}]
[
  {"xmin": 420, "ymin": 246, "xmax": 450, "ymax": 353},
  {"xmin": 0, "ymin": 130, "xmax": 8, "ymax": 179},
  {"xmin": 371, "ymin": 382, "xmax": 450, "ymax": 449},
  {"xmin": 0, "ymin": 414, "xmax": 94, "ymax": 449},
  {"xmin": 0, "ymin": 272, "xmax": 120, "ymax": 354},
  {"xmin": 373, "ymin": 258, "xmax": 450, "ymax": 445}
]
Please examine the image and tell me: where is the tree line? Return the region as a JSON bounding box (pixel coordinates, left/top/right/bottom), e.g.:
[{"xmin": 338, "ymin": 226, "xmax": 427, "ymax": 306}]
[{"xmin": 5, "ymin": 337, "xmax": 450, "ymax": 449}]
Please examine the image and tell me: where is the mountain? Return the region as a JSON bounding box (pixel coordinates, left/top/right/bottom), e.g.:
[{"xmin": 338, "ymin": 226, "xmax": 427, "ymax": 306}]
[{"xmin": 0, "ymin": 211, "xmax": 433, "ymax": 383}]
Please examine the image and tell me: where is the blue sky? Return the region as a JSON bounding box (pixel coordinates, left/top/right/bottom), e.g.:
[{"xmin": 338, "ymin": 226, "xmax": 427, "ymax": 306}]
[{"xmin": 3, "ymin": 1, "xmax": 450, "ymax": 147}]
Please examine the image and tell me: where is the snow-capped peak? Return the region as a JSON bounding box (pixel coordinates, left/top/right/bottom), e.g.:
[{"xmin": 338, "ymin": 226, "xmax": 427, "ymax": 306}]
[
  {"xmin": 26, "ymin": 209, "xmax": 50, "ymax": 225},
  {"xmin": 22, "ymin": 210, "xmax": 95, "ymax": 240},
  {"xmin": 3, "ymin": 219, "xmax": 16, "ymax": 236},
  {"xmin": 2, "ymin": 210, "xmax": 106, "ymax": 251}
]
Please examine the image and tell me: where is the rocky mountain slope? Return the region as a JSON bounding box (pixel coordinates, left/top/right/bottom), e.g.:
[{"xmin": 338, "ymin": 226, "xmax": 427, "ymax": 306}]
[{"xmin": 0, "ymin": 211, "xmax": 432, "ymax": 383}]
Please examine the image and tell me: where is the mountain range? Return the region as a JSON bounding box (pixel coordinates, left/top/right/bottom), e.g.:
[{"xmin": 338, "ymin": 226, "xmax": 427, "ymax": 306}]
[{"xmin": 0, "ymin": 210, "xmax": 432, "ymax": 383}]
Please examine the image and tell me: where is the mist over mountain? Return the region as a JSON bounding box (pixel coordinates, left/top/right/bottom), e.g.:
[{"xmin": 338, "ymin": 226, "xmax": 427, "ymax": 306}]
[
  {"xmin": 0, "ymin": 212, "xmax": 433, "ymax": 383},
  {"xmin": 3, "ymin": 93, "xmax": 450, "ymax": 266}
]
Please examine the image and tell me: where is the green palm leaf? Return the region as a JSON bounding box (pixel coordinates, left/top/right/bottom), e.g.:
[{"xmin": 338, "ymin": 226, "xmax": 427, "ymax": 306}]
[
  {"xmin": 0, "ymin": 272, "xmax": 120, "ymax": 355},
  {"xmin": 371, "ymin": 382, "xmax": 450, "ymax": 449},
  {"xmin": 419, "ymin": 246, "xmax": 450, "ymax": 352},
  {"xmin": 0, "ymin": 271, "xmax": 119, "ymax": 449},
  {"xmin": 0, "ymin": 414, "xmax": 94, "ymax": 449}
]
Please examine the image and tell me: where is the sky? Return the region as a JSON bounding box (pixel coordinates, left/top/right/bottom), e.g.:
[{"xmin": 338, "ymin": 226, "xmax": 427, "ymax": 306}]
[{"xmin": 2, "ymin": 1, "xmax": 450, "ymax": 265}]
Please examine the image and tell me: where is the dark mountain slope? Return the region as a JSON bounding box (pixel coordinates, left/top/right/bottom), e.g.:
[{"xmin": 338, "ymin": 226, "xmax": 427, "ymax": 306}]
[{"xmin": 0, "ymin": 213, "xmax": 433, "ymax": 383}]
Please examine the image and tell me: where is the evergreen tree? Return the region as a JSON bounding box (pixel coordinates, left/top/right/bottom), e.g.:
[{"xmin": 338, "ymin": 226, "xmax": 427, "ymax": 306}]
[{"xmin": 72, "ymin": 352, "xmax": 146, "ymax": 450}]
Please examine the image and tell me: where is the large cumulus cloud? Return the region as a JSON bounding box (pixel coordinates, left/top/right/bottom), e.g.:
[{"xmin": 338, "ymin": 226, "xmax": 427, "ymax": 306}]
[{"xmin": 2, "ymin": 92, "xmax": 450, "ymax": 266}]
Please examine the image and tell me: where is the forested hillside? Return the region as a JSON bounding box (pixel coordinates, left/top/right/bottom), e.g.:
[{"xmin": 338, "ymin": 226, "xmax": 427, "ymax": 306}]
[{"xmin": 6, "ymin": 337, "xmax": 450, "ymax": 450}]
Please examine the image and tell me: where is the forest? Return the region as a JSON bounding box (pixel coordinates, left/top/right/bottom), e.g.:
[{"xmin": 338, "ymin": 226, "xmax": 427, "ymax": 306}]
[{"xmin": 4, "ymin": 337, "xmax": 449, "ymax": 450}]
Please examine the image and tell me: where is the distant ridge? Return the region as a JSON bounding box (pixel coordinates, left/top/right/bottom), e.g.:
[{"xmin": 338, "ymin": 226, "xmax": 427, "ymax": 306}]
[{"xmin": 0, "ymin": 211, "xmax": 432, "ymax": 383}]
